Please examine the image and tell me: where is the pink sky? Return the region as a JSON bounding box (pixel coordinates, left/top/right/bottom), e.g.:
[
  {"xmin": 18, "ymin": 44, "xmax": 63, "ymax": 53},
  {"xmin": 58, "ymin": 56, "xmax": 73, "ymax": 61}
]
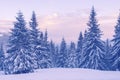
[{"xmin": 0, "ymin": 0, "xmax": 120, "ymax": 43}]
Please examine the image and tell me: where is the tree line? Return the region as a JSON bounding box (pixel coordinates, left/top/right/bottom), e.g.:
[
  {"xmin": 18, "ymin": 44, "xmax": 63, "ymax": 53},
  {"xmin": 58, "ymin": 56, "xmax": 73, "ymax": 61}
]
[{"xmin": 0, "ymin": 7, "xmax": 120, "ymax": 74}]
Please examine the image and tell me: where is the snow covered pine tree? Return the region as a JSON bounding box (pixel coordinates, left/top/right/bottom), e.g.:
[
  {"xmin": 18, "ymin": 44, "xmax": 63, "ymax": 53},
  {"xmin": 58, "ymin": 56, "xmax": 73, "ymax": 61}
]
[
  {"xmin": 111, "ymin": 12, "xmax": 120, "ymax": 71},
  {"xmin": 80, "ymin": 7, "xmax": 108, "ymax": 70},
  {"xmin": 49, "ymin": 40, "xmax": 56, "ymax": 67},
  {"xmin": 104, "ymin": 39, "xmax": 112, "ymax": 70},
  {"xmin": 67, "ymin": 42, "xmax": 77, "ymax": 68},
  {"xmin": 57, "ymin": 38, "xmax": 67, "ymax": 68},
  {"xmin": 37, "ymin": 30, "xmax": 52, "ymax": 69},
  {"xmin": 4, "ymin": 12, "xmax": 35, "ymax": 74},
  {"xmin": 29, "ymin": 11, "xmax": 41, "ymax": 69},
  {"xmin": 0, "ymin": 44, "xmax": 5, "ymax": 71},
  {"xmin": 76, "ymin": 32, "xmax": 83, "ymax": 68}
]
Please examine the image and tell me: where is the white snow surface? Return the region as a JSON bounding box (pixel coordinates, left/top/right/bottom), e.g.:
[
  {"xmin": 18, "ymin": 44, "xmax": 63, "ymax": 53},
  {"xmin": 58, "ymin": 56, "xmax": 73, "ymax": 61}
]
[{"xmin": 0, "ymin": 68, "xmax": 120, "ymax": 80}]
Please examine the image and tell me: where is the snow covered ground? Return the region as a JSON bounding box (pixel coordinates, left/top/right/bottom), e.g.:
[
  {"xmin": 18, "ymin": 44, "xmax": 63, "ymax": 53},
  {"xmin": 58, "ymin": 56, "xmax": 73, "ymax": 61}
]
[{"xmin": 0, "ymin": 68, "xmax": 120, "ymax": 80}]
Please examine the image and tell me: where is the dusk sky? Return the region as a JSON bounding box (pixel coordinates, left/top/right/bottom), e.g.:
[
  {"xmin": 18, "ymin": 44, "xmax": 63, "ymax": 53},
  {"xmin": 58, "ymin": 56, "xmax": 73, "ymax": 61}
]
[{"xmin": 0, "ymin": 0, "xmax": 120, "ymax": 44}]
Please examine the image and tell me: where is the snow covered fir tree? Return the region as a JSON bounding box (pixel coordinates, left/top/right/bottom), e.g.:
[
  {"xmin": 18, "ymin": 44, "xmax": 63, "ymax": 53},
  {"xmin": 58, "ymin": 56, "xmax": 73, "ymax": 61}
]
[
  {"xmin": 0, "ymin": 7, "xmax": 120, "ymax": 75},
  {"xmin": 4, "ymin": 12, "xmax": 36, "ymax": 74},
  {"xmin": 76, "ymin": 32, "xmax": 83, "ymax": 68},
  {"xmin": 56, "ymin": 38, "xmax": 67, "ymax": 68},
  {"xmin": 80, "ymin": 7, "xmax": 108, "ymax": 70},
  {"xmin": 111, "ymin": 13, "xmax": 120, "ymax": 71}
]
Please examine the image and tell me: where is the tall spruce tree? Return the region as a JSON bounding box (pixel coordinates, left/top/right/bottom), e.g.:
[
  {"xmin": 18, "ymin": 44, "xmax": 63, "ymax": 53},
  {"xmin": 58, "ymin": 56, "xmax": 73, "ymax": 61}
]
[
  {"xmin": 76, "ymin": 32, "xmax": 83, "ymax": 67},
  {"xmin": 0, "ymin": 44, "xmax": 4, "ymax": 71},
  {"xmin": 29, "ymin": 11, "xmax": 39, "ymax": 49},
  {"xmin": 80, "ymin": 7, "xmax": 107, "ymax": 70},
  {"xmin": 4, "ymin": 12, "xmax": 34, "ymax": 74},
  {"xmin": 57, "ymin": 38, "xmax": 67, "ymax": 68},
  {"xmin": 67, "ymin": 42, "xmax": 77, "ymax": 68},
  {"xmin": 111, "ymin": 13, "xmax": 120, "ymax": 71},
  {"xmin": 29, "ymin": 11, "xmax": 40, "ymax": 69}
]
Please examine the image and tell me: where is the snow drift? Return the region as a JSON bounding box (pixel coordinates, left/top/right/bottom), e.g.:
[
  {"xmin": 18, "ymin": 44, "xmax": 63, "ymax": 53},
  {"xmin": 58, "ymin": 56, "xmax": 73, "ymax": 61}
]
[{"xmin": 0, "ymin": 68, "xmax": 120, "ymax": 80}]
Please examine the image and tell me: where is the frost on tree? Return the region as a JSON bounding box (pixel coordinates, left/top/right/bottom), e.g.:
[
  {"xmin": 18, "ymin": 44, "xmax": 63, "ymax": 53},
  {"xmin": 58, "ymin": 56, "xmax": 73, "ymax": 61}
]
[
  {"xmin": 57, "ymin": 38, "xmax": 67, "ymax": 68},
  {"xmin": 111, "ymin": 13, "xmax": 120, "ymax": 71},
  {"xmin": 67, "ymin": 42, "xmax": 77, "ymax": 68},
  {"xmin": 4, "ymin": 12, "xmax": 35, "ymax": 74},
  {"xmin": 76, "ymin": 32, "xmax": 83, "ymax": 68},
  {"xmin": 80, "ymin": 7, "xmax": 107, "ymax": 70}
]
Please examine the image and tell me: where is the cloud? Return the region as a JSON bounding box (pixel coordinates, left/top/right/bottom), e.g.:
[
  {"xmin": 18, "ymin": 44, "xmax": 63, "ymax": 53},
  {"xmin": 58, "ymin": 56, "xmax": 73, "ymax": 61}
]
[
  {"xmin": 0, "ymin": 20, "xmax": 13, "ymax": 33},
  {"xmin": 0, "ymin": 11, "xmax": 118, "ymax": 44},
  {"xmin": 37, "ymin": 11, "xmax": 118, "ymax": 44}
]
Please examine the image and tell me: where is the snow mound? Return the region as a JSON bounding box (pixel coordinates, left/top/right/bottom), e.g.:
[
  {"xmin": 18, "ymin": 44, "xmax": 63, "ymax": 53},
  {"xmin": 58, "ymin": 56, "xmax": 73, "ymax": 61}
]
[{"xmin": 0, "ymin": 68, "xmax": 120, "ymax": 80}]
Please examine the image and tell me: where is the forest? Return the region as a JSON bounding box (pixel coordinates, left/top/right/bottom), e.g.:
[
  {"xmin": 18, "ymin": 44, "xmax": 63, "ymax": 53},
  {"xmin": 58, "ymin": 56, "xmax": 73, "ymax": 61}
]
[{"xmin": 0, "ymin": 7, "xmax": 120, "ymax": 75}]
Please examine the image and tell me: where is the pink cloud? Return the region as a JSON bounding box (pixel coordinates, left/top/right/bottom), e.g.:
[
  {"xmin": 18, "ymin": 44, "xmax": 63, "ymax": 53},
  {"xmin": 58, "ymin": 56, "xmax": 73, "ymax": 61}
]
[{"xmin": 0, "ymin": 11, "xmax": 118, "ymax": 43}]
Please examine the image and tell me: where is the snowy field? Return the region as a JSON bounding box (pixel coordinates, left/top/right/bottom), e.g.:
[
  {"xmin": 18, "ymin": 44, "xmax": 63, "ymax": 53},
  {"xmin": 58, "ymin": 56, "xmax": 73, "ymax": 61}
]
[{"xmin": 0, "ymin": 68, "xmax": 120, "ymax": 80}]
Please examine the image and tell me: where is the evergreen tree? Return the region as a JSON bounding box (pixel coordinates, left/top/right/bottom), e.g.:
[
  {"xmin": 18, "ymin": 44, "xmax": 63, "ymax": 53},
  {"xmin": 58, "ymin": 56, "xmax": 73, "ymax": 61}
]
[
  {"xmin": 80, "ymin": 7, "xmax": 107, "ymax": 70},
  {"xmin": 76, "ymin": 32, "xmax": 83, "ymax": 67},
  {"xmin": 4, "ymin": 12, "xmax": 34, "ymax": 74},
  {"xmin": 35, "ymin": 32, "xmax": 44, "ymax": 68},
  {"xmin": 29, "ymin": 11, "xmax": 40, "ymax": 69},
  {"xmin": 49, "ymin": 40, "xmax": 56, "ymax": 67},
  {"xmin": 111, "ymin": 13, "xmax": 120, "ymax": 71},
  {"xmin": 0, "ymin": 44, "xmax": 5, "ymax": 71},
  {"xmin": 67, "ymin": 42, "xmax": 77, "ymax": 68},
  {"xmin": 55, "ymin": 45, "xmax": 59, "ymax": 67},
  {"xmin": 37, "ymin": 30, "xmax": 51, "ymax": 68},
  {"xmin": 29, "ymin": 11, "xmax": 39, "ymax": 48},
  {"xmin": 104, "ymin": 39, "xmax": 112, "ymax": 70},
  {"xmin": 57, "ymin": 38, "xmax": 67, "ymax": 68}
]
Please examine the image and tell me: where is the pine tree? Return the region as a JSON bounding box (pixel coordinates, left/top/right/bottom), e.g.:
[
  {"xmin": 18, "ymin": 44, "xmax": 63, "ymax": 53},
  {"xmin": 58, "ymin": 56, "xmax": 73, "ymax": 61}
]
[
  {"xmin": 104, "ymin": 39, "xmax": 112, "ymax": 70},
  {"xmin": 0, "ymin": 44, "xmax": 5, "ymax": 71},
  {"xmin": 49, "ymin": 40, "xmax": 56, "ymax": 67},
  {"xmin": 80, "ymin": 7, "xmax": 107, "ymax": 70},
  {"xmin": 35, "ymin": 32, "xmax": 44, "ymax": 68},
  {"xmin": 29, "ymin": 11, "xmax": 40, "ymax": 69},
  {"xmin": 111, "ymin": 12, "xmax": 120, "ymax": 71},
  {"xmin": 29, "ymin": 11, "xmax": 39, "ymax": 48},
  {"xmin": 55, "ymin": 45, "xmax": 59, "ymax": 67},
  {"xmin": 37, "ymin": 30, "xmax": 51, "ymax": 68},
  {"xmin": 4, "ymin": 12, "xmax": 34, "ymax": 74},
  {"xmin": 67, "ymin": 42, "xmax": 77, "ymax": 68},
  {"xmin": 57, "ymin": 38, "xmax": 67, "ymax": 68},
  {"xmin": 76, "ymin": 32, "xmax": 83, "ymax": 68}
]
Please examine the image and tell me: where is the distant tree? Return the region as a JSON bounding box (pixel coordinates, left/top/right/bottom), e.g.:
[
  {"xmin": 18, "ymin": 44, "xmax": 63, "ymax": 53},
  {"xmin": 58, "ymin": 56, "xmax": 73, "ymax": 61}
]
[
  {"xmin": 111, "ymin": 13, "xmax": 120, "ymax": 71},
  {"xmin": 4, "ymin": 12, "xmax": 34, "ymax": 74},
  {"xmin": 0, "ymin": 44, "xmax": 5, "ymax": 71},
  {"xmin": 37, "ymin": 30, "xmax": 51, "ymax": 68},
  {"xmin": 55, "ymin": 45, "xmax": 59, "ymax": 67},
  {"xmin": 67, "ymin": 42, "xmax": 77, "ymax": 68},
  {"xmin": 80, "ymin": 7, "xmax": 107, "ymax": 70},
  {"xmin": 57, "ymin": 38, "xmax": 67, "ymax": 68},
  {"xmin": 34, "ymin": 32, "xmax": 44, "ymax": 68},
  {"xmin": 76, "ymin": 32, "xmax": 83, "ymax": 68},
  {"xmin": 104, "ymin": 39, "xmax": 112, "ymax": 70},
  {"xmin": 49, "ymin": 40, "xmax": 56, "ymax": 67}
]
